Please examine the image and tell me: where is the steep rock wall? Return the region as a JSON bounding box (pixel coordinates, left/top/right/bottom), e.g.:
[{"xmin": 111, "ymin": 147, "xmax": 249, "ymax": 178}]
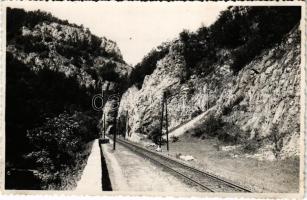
[
  {"xmin": 118, "ymin": 27, "xmax": 301, "ymax": 159},
  {"xmin": 5, "ymin": 8, "xmax": 131, "ymax": 189}
]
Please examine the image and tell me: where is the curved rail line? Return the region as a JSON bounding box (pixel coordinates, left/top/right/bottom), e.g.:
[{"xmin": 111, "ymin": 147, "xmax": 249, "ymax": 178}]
[{"xmin": 116, "ymin": 138, "xmax": 252, "ymax": 193}]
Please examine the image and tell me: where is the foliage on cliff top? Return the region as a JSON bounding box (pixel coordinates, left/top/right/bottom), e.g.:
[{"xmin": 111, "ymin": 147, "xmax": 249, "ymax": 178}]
[
  {"xmin": 180, "ymin": 6, "xmax": 301, "ymax": 74},
  {"xmin": 7, "ymin": 7, "xmax": 81, "ymax": 40},
  {"xmin": 129, "ymin": 6, "xmax": 301, "ymax": 90},
  {"xmin": 6, "ymin": 8, "xmax": 124, "ymax": 189},
  {"xmin": 129, "ymin": 42, "xmax": 170, "ymax": 89},
  {"xmin": 7, "ymin": 7, "xmax": 128, "ymax": 85}
]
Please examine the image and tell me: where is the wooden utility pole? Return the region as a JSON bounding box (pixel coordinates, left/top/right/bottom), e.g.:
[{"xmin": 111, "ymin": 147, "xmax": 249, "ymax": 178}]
[
  {"xmin": 113, "ymin": 110, "xmax": 117, "ymax": 150},
  {"xmin": 113, "ymin": 119, "xmax": 116, "ymax": 150},
  {"xmin": 165, "ymin": 93, "xmax": 169, "ymax": 151},
  {"xmin": 103, "ymin": 113, "xmax": 106, "ymax": 139},
  {"xmin": 207, "ymin": 87, "xmax": 209, "ymax": 110},
  {"xmin": 206, "ymin": 85, "xmax": 209, "ymax": 111},
  {"xmin": 113, "ymin": 95, "xmax": 120, "ymax": 150},
  {"xmin": 159, "ymin": 91, "xmax": 171, "ymax": 151},
  {"xmin": 159, "ymin": 93, "xmax": 165, "ymax": 149},
  {"xmin": 125, "ymin": 110, "xmax": 129, "ymax": 139},
  {"xmin": 102, "ymin": 90, "xmax": 107, "ymax": 139}
]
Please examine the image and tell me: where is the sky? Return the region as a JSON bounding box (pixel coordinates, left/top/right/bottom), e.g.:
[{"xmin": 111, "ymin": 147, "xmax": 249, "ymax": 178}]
[{"xmin": 5, "ymin": 2, "xmax": 227, "ymax": 65}]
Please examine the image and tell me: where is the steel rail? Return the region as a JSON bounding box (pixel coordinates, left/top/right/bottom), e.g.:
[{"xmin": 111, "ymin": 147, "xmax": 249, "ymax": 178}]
[
  {"xmin": 117, "ymin": 138, "xmax": 214, "ymax": 192},
  {"xmin": 117, "ymin": 138, "xmax": 252, "ymax": 193}
]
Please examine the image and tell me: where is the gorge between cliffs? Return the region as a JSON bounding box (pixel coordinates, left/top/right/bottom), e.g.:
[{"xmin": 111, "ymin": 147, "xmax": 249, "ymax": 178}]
[{"xmin": 4, "ymin": 5, "xmax": 302, "ymax": 193}]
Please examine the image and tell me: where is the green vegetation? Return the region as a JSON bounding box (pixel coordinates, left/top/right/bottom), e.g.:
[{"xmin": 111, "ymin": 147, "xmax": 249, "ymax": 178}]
[
  {"xmin": 5, "ymin": 8, "xmax": 127, "ymax": 189},
  {"xmin": 179, "ymin": 6, "xmax": 301, "ymax": 74},
  {"xmin": 269, "ymin": 123, "xmax": 286, "ymax": 159},
  {"xmin": 25, "ymin": 112, "xmax": 97, "ymax": 189},
  {"xmin": 5, "ymin": 6, "xmax": 301, "ymax": 189},
  {"xmin": 191, "ymin": 115, "xmax": 247, "ymax": 145},
  {"xmin": 6, "ymin": 52, "xmax": 99, "ymax": 189},
  {"xmin": 129, "ymin": 42, "xmax": 170, "ymax": 89},
  {"xmin": 242, "ymin": 129, "xmax": 261, "ymax": 154},
  {"xmin": 128, "ymin": 6, "xmax": 300, "ymax": 91},
  {"xmin": 7, "ymin": 7, "xmax": 126, "ymax": 82},
  {"xmin": 6, "ymin": 7, "xmax": 80, "ymax": 41}
]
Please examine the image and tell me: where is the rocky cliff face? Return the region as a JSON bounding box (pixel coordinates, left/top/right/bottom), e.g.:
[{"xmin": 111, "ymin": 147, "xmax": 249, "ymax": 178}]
[
  {"xmin": 118, "ymin": 25, "xmax": 301, "ymax": 159},
  {"xmin": 6, "ymin": 8, "xmax": 131, "ymax": 189},
  {"xmin": 214, "ymin": 27, "xmax": 300, "ymax": 159},
  {"xmin": 8, "ymin": 21, "xmax": 129, "ymax": 88},
  {"xmin": 7, "ymin": 7, "xmax": 132, "ymax": 138}
]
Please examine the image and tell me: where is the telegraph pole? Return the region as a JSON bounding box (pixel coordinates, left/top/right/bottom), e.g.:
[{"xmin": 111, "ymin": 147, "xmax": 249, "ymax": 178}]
[
  {"xmin": 102, "ymin": 90, "xmax": 108, "ymax": 139},
  {"xmin": 125, "ymin": 110, "xmax": 129, "ymax": 139},
  {"xmin": 159, "ymin": 93, "xmax": 165, "ymax": 150},
  {"xmin": 113, "ymin": 118, "xmax": 116, "ymax": 150},
  {"xmin": 165, "ymin": 92, "xmax": 169, "ymax": 151},
  {"xmin": 206, "ymin": 85, "xmax": 209, "ymax": 111},
  {"xmin": 113, "ymin": 97, "xmax": 119, "ymax": 150},
  {"xmin": 103, "ymin": 113, "xmax": 106, "ymax": 139},
  {"xmin": 113, "ymin": 94, "xmax": 119, "ymax": 150},
  {"xmin": 207, "ymin": 87, "xmax": 209, "ymax": 110}
]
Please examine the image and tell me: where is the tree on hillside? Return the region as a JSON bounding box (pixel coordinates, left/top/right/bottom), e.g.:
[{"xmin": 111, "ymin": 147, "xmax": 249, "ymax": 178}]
[{"xmin": 129, "ymin": 42, "xmax": 170, "ymax": 89}]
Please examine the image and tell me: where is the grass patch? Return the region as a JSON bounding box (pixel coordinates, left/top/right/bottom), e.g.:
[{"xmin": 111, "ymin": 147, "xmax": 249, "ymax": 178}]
[{"xmin": 190, "ymin": 115, "xmax": 247, "ymax": 145}]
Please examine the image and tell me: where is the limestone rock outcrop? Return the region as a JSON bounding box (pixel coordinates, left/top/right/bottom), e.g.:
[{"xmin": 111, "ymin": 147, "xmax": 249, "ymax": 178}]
[{"xmin": 118, "ymin": 26, "xmax": 301, "ymax": 159}]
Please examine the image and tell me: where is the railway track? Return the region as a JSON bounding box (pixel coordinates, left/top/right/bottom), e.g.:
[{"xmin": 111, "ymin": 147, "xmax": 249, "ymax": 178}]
[{"xmin": 116, "ymin": 138, "xmax": 252, "ymax": 193}]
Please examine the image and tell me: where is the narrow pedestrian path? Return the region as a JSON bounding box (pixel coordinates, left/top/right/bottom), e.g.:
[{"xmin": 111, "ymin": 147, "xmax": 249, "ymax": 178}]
[{"xmin": 75, "ymin": 139, "xmax": 102, "ymax": 192}]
